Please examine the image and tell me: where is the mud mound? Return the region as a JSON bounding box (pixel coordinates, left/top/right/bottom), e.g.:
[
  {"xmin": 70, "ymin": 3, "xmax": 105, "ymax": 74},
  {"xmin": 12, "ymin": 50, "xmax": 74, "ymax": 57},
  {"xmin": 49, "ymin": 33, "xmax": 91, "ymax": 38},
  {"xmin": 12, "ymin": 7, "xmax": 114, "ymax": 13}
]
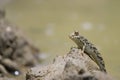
[
  {"xmin": 0, "ymin": 9, "xmax": 40, "ymax": 78},
  {"xmin": 26, "ymin": 47, "xmax": 114, "ymax": 80}
]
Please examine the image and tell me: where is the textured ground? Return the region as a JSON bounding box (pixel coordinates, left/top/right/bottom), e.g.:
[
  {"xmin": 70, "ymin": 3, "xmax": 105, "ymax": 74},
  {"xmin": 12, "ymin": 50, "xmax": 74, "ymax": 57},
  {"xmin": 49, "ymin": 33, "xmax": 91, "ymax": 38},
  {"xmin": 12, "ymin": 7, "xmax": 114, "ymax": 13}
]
[
  {"xmin": 26, "ymin": 47, "xmax": 114, "ymax": 80},
  {"xmin": 0, "ymin": 10, "xmax": 41, "ymax": 80}
]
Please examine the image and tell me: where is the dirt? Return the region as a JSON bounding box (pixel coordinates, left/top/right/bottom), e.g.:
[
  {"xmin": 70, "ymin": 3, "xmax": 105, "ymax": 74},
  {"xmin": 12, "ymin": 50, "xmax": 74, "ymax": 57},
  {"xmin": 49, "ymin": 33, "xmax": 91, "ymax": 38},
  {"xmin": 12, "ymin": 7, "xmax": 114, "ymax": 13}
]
[
  {"xmin": 0, "ymin": 9, "xmax": 41, "ymax": 79},
  {"xmin": 26, "ymin": 47, "xmax": 114, "ymax": 80}
]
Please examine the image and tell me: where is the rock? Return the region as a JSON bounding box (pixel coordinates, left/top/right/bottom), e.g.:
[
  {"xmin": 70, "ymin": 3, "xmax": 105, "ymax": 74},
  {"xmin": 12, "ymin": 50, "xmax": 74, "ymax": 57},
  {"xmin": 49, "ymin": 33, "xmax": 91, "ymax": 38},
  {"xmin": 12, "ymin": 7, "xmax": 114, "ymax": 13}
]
[
  {"xmin": 0, "ymin": 9, "xmax": 41, "ymax": 78},
  {"xmin": 26, "ymin": 47, "xmax": 114, "ymax": 80}
]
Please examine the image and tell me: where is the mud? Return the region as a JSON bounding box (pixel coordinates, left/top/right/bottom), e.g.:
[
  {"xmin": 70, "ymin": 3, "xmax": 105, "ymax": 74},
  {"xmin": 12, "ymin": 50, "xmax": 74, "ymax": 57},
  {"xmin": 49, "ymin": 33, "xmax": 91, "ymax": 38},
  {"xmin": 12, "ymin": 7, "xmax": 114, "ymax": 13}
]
[
  {"xmin": 0, "ymin": 9, "xmax": 41, "ymax": 79},
  {"xmin": 26, "ymin": 47, "xmax": 114, "ymax": 80}
]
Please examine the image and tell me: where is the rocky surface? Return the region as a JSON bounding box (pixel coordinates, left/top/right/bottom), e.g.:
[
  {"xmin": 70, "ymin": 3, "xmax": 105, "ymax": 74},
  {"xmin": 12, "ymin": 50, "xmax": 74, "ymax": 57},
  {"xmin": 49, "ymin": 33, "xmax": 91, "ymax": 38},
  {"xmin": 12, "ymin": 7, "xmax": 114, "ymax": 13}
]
[
  {"xmin": 26, "ymin": 47, "xmax": 114, "ymax": 80},
  {"xmin": 0, "ymin": 9, "xmax": 41, "ymax": 79}
]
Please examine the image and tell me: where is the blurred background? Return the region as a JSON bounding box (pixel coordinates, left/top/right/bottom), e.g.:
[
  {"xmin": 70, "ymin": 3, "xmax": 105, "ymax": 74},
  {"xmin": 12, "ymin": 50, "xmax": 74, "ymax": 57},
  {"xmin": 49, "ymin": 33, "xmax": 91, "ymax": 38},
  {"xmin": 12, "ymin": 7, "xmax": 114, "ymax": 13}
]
[{"xmin": 0, "ymin": 0, "xmax": 120, "ymax": 79}]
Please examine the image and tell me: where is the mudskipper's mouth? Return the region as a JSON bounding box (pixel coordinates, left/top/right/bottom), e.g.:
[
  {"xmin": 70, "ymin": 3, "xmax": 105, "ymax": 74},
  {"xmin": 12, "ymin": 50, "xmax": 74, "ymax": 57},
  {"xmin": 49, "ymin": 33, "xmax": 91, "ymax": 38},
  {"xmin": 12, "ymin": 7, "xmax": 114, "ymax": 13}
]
[{"xmin": 69, "ymin": 33, "xmax": 75, "ymax": 40}]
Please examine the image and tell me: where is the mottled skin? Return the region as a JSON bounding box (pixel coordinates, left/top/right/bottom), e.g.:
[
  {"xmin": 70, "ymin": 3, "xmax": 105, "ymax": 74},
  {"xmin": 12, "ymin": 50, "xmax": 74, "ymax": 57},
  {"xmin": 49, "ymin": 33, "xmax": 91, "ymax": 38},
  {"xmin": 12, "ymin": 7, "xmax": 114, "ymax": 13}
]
[{"xmin": 69, "ymin": 31, "xmax": 106, "ymax": 73}]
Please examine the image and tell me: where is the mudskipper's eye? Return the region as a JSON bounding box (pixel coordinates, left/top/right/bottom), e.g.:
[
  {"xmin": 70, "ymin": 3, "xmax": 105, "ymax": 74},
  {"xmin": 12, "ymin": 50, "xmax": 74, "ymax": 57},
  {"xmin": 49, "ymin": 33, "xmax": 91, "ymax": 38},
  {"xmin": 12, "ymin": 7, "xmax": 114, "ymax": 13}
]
[{"xmin": 74, "ymin": 31, "xmax": 79, "ymax": 36}]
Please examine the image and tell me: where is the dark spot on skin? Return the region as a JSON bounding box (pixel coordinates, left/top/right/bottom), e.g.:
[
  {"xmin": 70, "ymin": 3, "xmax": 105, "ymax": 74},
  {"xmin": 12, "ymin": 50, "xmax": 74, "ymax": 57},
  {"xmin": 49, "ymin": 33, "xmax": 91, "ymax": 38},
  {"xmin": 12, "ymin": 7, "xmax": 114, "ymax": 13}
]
[
  {"xmin": 100, "ymin": 61, "xmax": 105, "ymax": 67},
  {"xmin": 86, "ymin": 42, "xmax": 90, "ymax": 45},
  {"xmin": 83, "ymin": 39, "xmax": 88, "ymax": 42},
  {"xmin": 90, "ymin": 46, "xmax": 93, "ymax": 49},
  {"xmin": 92, "ymin": 47, "xmax": 97, "ymax": 50},
  {"xmin": 80, "ymin": 36, "xmax": 84, "ymax": 39},
  {"xmin": 97, "ymin": 54, "xmax": 103, "ymax": 60},
  {"xmin": 77, "ymin": 37, "xmax": 80, "ymax": 39},
  {"xmin": 94, "ymin": 50, "xmax": 99, "ymax": 53}
]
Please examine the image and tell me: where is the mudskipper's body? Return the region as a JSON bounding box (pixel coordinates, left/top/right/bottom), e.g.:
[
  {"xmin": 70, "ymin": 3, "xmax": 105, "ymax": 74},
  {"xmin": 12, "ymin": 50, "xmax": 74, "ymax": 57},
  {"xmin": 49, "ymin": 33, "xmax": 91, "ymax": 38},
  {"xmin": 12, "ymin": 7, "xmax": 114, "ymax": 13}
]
[{"xmin": 69, "ymin": 31, "xmax": 106, "ymax": 72}]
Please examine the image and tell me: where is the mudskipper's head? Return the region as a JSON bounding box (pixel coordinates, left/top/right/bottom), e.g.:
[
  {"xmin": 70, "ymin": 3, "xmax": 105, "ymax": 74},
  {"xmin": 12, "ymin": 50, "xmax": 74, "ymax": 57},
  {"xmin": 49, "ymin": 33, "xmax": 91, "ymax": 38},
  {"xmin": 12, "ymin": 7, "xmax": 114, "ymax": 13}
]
[
  {"xmin": 69, "ymin": 31, "xmax": 84, "ymax": 48},
  {"xmin": 69, "ymin": 31, "xmax": 80, "ymax": 40}
]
